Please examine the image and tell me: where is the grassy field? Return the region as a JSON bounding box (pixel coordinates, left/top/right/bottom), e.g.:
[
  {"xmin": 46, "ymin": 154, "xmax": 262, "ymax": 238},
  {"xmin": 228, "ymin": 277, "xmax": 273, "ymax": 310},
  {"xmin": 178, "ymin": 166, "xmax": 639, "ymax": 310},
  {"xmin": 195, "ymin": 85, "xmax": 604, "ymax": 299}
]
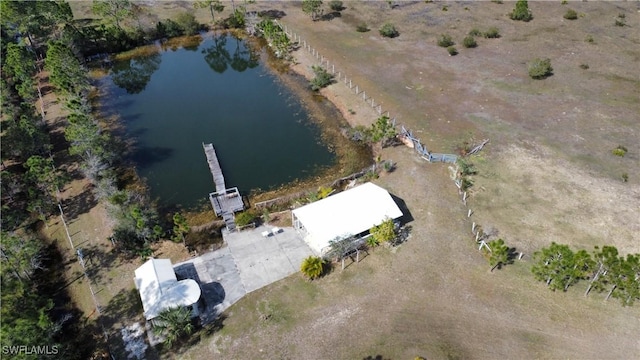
[{"xmin": 63, "ymin": 1, "xmax": 640, "ymax": 359}]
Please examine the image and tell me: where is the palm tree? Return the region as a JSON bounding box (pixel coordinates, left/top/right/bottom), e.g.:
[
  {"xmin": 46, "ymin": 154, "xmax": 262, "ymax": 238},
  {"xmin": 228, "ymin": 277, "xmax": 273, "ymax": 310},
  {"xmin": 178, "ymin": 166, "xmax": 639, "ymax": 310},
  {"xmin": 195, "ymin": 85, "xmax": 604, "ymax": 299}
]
[
  {"xmin": 152, "ymin": 306, "xmax": 195, "ymax": 347},
  {"xmin": 300, "ymin": 256, "xmax": 324, "ymax": 280}
]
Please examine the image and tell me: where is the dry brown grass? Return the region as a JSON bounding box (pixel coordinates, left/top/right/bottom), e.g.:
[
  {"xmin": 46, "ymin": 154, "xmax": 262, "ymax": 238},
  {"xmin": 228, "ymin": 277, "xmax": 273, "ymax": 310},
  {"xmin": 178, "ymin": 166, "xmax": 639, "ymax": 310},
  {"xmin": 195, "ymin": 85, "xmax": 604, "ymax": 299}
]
[
  {"xmin": 63, "ymin": 1, "xmax": 640, "ymax": 359},
  {"xmin": 179, "ymin": 1, "xmax": 639, "ymax": 359}
]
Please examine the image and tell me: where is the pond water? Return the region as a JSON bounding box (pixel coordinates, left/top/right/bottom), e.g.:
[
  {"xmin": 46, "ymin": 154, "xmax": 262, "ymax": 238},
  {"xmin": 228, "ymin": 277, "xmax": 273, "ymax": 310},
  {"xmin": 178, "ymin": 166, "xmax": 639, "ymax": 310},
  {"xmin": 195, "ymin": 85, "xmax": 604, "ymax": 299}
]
[{"xmin": 100, "ymin": 33, "xmax": 335, "ymax": 209}]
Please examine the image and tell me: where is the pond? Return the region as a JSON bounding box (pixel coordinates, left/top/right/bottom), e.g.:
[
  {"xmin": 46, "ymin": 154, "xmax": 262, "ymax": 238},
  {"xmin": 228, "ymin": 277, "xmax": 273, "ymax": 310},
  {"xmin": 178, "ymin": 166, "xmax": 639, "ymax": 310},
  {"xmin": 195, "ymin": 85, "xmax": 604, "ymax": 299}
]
[{"xmin": 99, "ymin": 33, "xmax": 336, "ymax": 209}]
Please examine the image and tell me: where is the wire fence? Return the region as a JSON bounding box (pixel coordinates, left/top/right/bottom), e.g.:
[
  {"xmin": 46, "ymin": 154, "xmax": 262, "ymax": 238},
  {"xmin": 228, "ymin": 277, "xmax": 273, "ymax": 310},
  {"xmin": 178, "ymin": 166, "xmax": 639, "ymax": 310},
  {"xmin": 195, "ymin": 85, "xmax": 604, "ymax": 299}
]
[
  {"xmin": 275, "ymin": 21, "xmax": 459, "ymax": 165},
  {"xmin": 275, "ymin": 22, "xmax": 505, "ymax": 257}
]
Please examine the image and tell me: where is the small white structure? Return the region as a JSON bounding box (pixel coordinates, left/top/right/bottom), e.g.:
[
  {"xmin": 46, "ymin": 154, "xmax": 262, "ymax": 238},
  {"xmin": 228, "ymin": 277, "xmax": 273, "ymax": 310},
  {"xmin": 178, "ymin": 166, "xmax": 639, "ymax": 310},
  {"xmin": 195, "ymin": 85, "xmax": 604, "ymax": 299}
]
[
  {"xmin": 134, "ymin": 258, "xmax": 202, "ymax": 321},
  {"xmin": 292, "ymin": 182, "xmax": 403, "ymax": 254}
]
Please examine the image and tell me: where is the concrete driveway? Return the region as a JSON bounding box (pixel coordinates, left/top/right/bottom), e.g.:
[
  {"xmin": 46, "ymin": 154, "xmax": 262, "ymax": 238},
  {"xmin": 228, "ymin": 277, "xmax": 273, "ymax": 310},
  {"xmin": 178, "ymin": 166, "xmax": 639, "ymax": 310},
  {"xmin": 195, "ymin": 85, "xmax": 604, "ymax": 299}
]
[{"xmin": 174, "ymin": 225, "xmax": 313, "ymax": 323}]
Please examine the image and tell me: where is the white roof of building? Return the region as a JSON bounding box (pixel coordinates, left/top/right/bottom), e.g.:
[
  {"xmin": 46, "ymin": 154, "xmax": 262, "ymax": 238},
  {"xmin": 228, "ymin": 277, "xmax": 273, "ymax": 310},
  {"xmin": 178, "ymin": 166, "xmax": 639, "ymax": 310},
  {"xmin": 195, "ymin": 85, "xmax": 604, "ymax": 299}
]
[
  {"xmin": 134, "ymin": 258, "xmax": 201, "ymax": 320},
  {"xmin": 292, "ymin": 182, "xmax": 403, "ymax": 254}
]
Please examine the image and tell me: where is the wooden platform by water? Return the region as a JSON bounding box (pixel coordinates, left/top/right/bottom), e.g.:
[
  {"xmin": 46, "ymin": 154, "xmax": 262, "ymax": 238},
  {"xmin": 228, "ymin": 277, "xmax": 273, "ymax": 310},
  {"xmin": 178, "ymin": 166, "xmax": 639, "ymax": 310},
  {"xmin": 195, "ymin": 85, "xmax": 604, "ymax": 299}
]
[{"xmin": 203, "ymin": 143, "xmax": 244, "ymax": 231}]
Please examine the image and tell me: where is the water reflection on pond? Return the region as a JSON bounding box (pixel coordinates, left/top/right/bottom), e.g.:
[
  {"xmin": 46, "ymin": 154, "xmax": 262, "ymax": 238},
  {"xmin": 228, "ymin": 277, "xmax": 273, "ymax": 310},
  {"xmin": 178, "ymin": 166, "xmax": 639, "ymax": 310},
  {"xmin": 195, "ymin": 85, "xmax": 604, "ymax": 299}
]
[{"xmin": 101, "ymin": 33, "xmax": 337, "ymax": 209}]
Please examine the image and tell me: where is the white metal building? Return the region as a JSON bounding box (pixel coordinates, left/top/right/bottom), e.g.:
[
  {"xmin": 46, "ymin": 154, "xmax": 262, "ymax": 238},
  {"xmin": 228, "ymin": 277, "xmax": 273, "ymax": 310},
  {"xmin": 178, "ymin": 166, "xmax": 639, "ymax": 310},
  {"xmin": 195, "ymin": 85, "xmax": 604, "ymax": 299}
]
[
  {"xmin": 134, "ymin": 258, "xmax": 202, "ymax": 321},
  {"xmin": 292, "ymin": 182, "xmax": 403, "ymax": 254}
]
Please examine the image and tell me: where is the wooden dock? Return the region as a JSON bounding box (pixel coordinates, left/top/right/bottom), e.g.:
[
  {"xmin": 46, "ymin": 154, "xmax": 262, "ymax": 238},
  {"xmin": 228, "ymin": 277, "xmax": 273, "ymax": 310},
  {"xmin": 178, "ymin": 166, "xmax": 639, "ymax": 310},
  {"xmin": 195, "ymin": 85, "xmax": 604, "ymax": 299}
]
[{"xmin": 203, "ymin": 143, "xmax": 244, "ymax": 231}]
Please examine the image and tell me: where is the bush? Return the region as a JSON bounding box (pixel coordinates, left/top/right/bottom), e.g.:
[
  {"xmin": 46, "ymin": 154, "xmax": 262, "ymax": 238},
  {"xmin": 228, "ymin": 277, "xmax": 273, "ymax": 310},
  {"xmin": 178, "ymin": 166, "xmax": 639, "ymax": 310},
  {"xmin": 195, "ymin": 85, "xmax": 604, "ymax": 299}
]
[
  {"xmin": 579, "ymin": 63, "xmax": 589, "ymax": 70},
  {"xmin": 564, "ymin": 9, "xmax": 578, "ymax": 20},
  {"xmin": 510, "ymin": 0, "xmax": 533, "ymax": 22},
  {"xmin": 462, "ymin": 36, "xmax": 477, "ymax": 48},
  {"xmin": 585, "ymin": 35, "xmax": 594, "ymax": 43},
  {"xmin": 157, "ymin": 19, "xmax": 184, "ymax": 38},
  {"xmin": 437, "ymin": 34, "xmax": 454, "ymax": 47},
  {"xmin": 310, "ymin": 65, "xmax": 334, "ymax": 91},
  {"xmin": 370, "ymin": 218, "xmax": 396, "ymax": 245},
  {"xmin": 468, "ymin": 28, "xmax": 482, "ymax": 37},
  {"xmin": 484, "ymin": 27, "xmax": 500, "ymax": 38},
  {"xmin": 356, "ymin": 23, "xmax": 370, "ymax": 32},
  {"xmin": 235, "ymin": 211, "xmax": 256, "ymax": 227},
  {"xmin": 447, "ymin": 46, "xmax": 458, "ymax": 56},
  {"xmin": 379, "ymin": 23, "xmax": 399, "ymax": 38},
  {"xmin": 528, "ymin": 58, "xmax": 553, "ymax": 79},
  {"xmin": 329, "ymin": 0, "xmax": 344, "ymax": 11},
  {"xmin": 175, "ymin": 12, "xmax": 201, "ymax": 35},
  {"xmin": 300, "ymin": 256, "xmax": 325, "ymax": 280},
  {"xmin": 612, "ymin": 145, "xmax": 627, "ymax": 157}
]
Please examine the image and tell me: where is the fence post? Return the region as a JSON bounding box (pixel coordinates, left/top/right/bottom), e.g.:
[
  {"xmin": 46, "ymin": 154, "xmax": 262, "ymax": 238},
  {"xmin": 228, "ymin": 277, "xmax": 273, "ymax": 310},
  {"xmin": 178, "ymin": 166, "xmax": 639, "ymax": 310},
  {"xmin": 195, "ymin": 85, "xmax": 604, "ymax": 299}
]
[{"xmin": 363, "ymin": 91, "xmax": 366, "ymax": 100}]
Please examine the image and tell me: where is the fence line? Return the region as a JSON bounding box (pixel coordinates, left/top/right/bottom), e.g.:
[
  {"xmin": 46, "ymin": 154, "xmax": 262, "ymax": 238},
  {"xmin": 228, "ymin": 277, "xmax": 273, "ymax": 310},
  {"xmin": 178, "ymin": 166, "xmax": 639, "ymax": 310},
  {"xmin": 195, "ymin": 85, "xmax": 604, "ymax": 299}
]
[
  {"xmin": 277, "ymin": 21, "xmax": 502, "ymax": 258},
  {"xmin": 276, "ymin": 20, "xmax": 460, "ymax": 166}
]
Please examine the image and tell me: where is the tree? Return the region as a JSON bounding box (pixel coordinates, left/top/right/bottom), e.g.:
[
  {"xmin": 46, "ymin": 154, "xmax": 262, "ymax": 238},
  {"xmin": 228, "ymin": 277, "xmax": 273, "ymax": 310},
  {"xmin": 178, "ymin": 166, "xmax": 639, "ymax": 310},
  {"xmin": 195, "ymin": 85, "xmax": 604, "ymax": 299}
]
[
  {"xmin": 484, "ymin": 239, "xmax": 512, "ymax": 272},
  {"xmin": 310, "ymin": 65, "xmax": 334, "ymax": 91},
  {"xmin": 609, "ymin": 254, "xmax": 640, "ymax": 306},
  {"xmin": 532, "ymin": 242, "xmax": 576, "ymax": 291},
  {"xmin": 45, "ymin": 41, "xmax": 89, "ymax": 95},
  {"xmin": 152, "ymin": 306, "xmax": 195, "ymax": 347},
  {"xmin": 324, "ymin": 236, "xmax": 356, "ymax": 262},
  {"xmin": 510, "ymin": 0, "xmax": 533, "ymax": 22},
  {"xmin": 369, "ymin": 218, "xmax": 396, "ymax": 245},
  {"xmin": 528, "ymin": 58, "xmax": 553, "ymax": 79},
  {"xmin": 172, "ymin": 213, "xmax": 190, "ymax": 244},
  {"xmin": 370, "ymin": 115, "xmax": 397, "ymax": 147},
  {"xmin": 175, "ymin": 12, "xmax": 201, "ymax": 36},
  {"xmin": 195, "ymin": 0, "xmax": 225, "ymax": 24},
  {"xmin": 300, "ymin": 256, "xmax": 324, "ymax": 280},
  {"xmin": 302, "ymin": 0, "xmax": 324, "ymax": 21},
  {"xmin": 24, "ymin": 155, "xmax": 66, "ymax": 200},
  {"xmin": 92, "ymin": 0, "xmax": 134, "ymax": 29}
]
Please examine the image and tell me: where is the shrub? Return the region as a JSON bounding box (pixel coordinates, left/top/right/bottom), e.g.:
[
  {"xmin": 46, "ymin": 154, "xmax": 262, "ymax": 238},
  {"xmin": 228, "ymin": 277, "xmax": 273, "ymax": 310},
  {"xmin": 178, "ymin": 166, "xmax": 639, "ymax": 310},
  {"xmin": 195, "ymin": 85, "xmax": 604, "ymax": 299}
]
[
  {"xmin": 379, "ymin": 23, "xmax": 399, "ymax": 38},
  {"xmin": 310, "ymin": 65, "xmax": 334, "ymax": 91},
  {"xmin": 561, "ymin": 0, "xmax": 568, "ymax": 4},
  {"xmin": 235, "ymin": 211, "xmax": 256, "ymax": 227},
  {"xmin": 447, "ymin": 46, "xmax": 458, "ymax": 56},
  {"xmin": 441, "ymin": 5, "xmax": 448, "ymax": 11},
  {"xmin": 300, "ymin": 256, "xmax": 324, "ymax": 280},
  {"xmin": 484, "ymin": 27, "xmax": 500, "ymax": 38},
  {"xmin": 356, "ymin": 23, "xmax": 370, "ymax": 32},
  {"xmin": 585, "ymin": 35, "xmax": 594, "ymax": 43},
  {"xmin": 528, "ymin": 58, "xmax": 553, "ymax": 79},
  {"xmin": 329, "ymin": 0, "xmax": 344, "ymax": 11},
  {"xmin": 462, "ymin": 36, "xmax": 477, "ymax": 48},
  {"xmin": 579, "ymin": 63, "xmax": 589, "ymax": 70},
  {"xmin": 612, "ymin": 145, "xmax": 627, "ymax": 157},
  {"xmin": 510, "ymin": 0, "xmax": 533, "ymax": 22},
  {"xmin": 621, "ymin": 173, "xmax": 629, "ymax": 182},
  {"xmin": 615, "ymin": 18, "xmax": 626, "ymax": 27},
  {"xmin": 175, "ymin": 12, "xmax": 201, "ymax": 35},
  {"xmin": 468, "ymin": 28, "xmax": 482, "ymax": 37},
  {"xmin": 437, "ymin": 33, "xmax": 454, "ymax": 47},
  {"xmin": 564, "ymin": 9, "xmax": 578, "ymax": 20},
  {"xmin": 370, "ymin": 218, "xmax": 396, "ymax": 245}
]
